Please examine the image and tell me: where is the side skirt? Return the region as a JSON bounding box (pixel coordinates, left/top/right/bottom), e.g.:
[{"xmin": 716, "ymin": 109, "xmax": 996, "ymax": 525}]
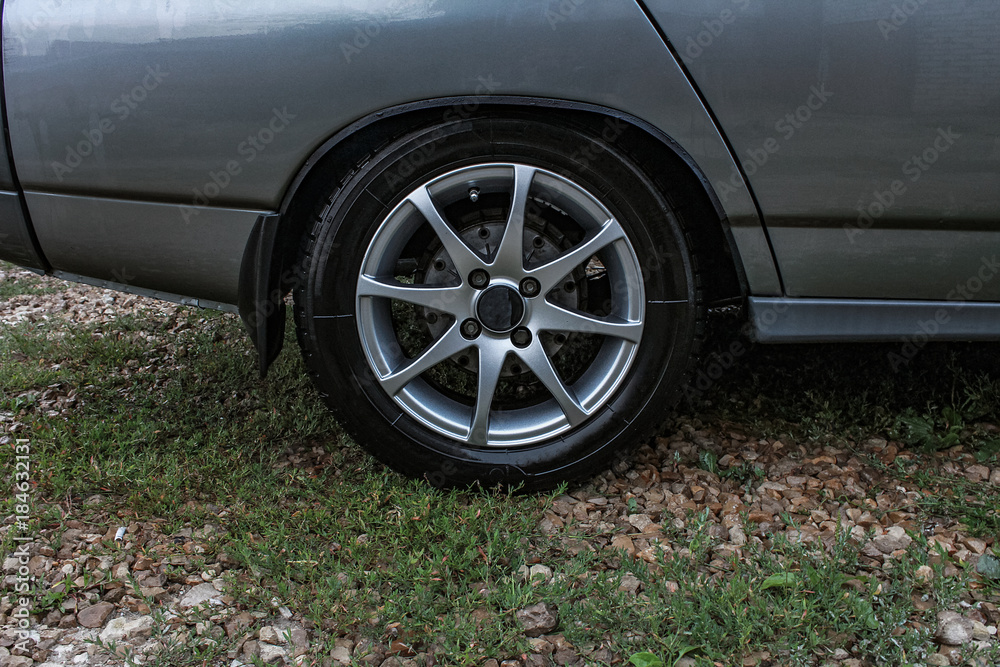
[{"xmin": 750, "ymin": 297, "xmax": 1000, "ymax": 343}]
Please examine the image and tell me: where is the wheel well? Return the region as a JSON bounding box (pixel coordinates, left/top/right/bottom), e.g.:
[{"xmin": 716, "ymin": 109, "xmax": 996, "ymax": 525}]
[{"xmin": 253, "ymin": 101, "xmax": 746, "ymax": 373}]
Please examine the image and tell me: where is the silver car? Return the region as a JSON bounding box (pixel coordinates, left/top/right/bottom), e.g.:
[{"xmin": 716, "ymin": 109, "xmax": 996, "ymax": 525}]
[{"xmin": 1, "ymin": 1, "xmax": 997, "ymax": 488}]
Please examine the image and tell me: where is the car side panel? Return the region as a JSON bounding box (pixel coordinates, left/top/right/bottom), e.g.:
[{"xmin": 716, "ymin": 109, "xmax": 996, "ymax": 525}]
[
  {"xmin": 0, "ymin": 40, "xmax": 46, "ymax": 269},
  {"xmin": 0, "ymin": 191, "xmax": 45, "ymax": 269},
  {"xmin": 643, "ymin": 0, "xmax": 1000, "ymax": 301},
  {"xmin": 25, "ymin": 192, "xmax": 263, "ymax": 304},
  {"xmin": 2, "ymin": 0, "xmax": 781, "ymax": 301}
]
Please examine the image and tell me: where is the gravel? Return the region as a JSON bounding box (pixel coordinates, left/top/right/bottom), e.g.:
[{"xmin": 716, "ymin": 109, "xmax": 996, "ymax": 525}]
[{"xmin": 2, "ymin": 267, "xmax": 999, "ymax": 666}]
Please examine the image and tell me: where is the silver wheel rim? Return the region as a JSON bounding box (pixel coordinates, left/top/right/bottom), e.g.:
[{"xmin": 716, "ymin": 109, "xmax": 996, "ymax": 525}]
[{"xmin": 356, "ymin": 163, "xmax": 645, "ymax": 447}]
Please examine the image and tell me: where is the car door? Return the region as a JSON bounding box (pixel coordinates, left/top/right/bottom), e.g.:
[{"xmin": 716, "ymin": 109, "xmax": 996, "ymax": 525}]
[{"xmin": 643, "ymin": 0, "xmax": 1000, "ymax": 302}]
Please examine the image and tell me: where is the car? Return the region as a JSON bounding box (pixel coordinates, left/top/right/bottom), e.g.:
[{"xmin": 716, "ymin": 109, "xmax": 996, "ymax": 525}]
[{"xmin": 1, "ymin": 0, "xmax": 997, "ymax": 489}]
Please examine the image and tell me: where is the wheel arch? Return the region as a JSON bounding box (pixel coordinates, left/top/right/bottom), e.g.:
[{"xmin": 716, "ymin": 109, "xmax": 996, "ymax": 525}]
[{"xmin": 244, "ymin": 97, "xmax": 748, "ymax": 375}]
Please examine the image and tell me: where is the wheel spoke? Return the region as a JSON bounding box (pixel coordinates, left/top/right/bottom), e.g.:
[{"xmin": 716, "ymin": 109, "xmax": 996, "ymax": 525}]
[
  {"xmin": 534, "ymin": 301, "xmax": 643, "ymax": 343},
  {"xmin": 467, "ymin": 342, "xmax": 508, "ymax": 445},
  {"xmin": 358, "ymin": 275, "xmax": 465, "ymax": 316},
  {"xmin": 529, "ymin": 219, "xmax": 626, "ymax": 291},
  {"xmin": 379, "ymin": 326, "xmax": 471, "ymax": 396},
  {"xmin": 517, "ymin": 343, "xmax": 588, "ymax": 427},
  {"xmin": 407, "ymin": 186, "xmax": 483, "ymax": 276},
  {"xmin": 355, "ymin": 161, "xmax": 649, "ymax": 447},
  {"xmin": 491, "ymin": 165, "xmax": 535, "ymax": 274}
]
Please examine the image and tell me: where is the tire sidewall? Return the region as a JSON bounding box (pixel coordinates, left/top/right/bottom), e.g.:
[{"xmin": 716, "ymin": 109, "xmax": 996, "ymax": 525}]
[{"xmin": 300, "ymin": 115, "xmax": 699, "ymax": 488}]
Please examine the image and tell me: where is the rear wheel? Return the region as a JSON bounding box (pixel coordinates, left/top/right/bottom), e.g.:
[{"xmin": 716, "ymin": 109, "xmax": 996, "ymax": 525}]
[{"xmin": 294, "ymin": 114, "xmax": 702, "ymax": 489}]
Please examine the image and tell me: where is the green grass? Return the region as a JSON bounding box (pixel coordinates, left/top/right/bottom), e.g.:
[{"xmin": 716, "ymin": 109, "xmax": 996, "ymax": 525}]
[
  {"xmin": 0, "ymin": 266, "xmax": 60, "ymax": 298},
  {"xmin": 2, "ymin": 263, "xmax": 1000, "ymax": 666},
  {"xmin": 685, "ymin": 335, "xmax": 1000, "ymax": 538},
  {"xmin": 688, "ymin": 338, "xmax": 1000, "ymax": 443},
  {"xmin": 549, "ymin": 517, "xmax": 939, "ymax": 666}
]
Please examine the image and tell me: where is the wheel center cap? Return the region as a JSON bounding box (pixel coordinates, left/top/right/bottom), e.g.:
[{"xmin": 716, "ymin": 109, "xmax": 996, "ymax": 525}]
[{"xmin": 476, "ymin": 285, "xmax": 526, "ymax": 333}]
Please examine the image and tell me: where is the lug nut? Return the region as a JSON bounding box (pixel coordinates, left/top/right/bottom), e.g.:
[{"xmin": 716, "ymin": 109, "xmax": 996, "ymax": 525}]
[
  {"xmin": 520, "ymin": 277, "xmax": 541, "ymax": 298},
  {"xmin": 461, "ymin": 319, "xmax": 482, "ymax": 339},
  {"xmin": 511, "ymin": 327, "xmax": 532, "ymax": 348},
  {"xmin": 469, "ymin": 269, "xmax": 490, "ymax": 289}
]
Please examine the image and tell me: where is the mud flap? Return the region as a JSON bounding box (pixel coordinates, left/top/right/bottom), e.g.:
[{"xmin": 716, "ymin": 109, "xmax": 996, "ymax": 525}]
[{"xmin": 238, "ymin": 213, "xmax": 285, "ymax": 378}]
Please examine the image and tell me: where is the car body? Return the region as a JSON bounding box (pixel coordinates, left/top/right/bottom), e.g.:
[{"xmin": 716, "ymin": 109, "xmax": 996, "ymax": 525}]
[{"xmin": 1, "ymin": 0, "xmax": 998, "ymax": 488}]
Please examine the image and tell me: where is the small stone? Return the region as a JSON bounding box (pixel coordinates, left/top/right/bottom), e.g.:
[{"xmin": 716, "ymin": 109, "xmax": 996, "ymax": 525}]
[
  {"xmin": 225, "ymin": 613, "xmax": 253, "ymax": 638},
  {"xmin": 100, "ymin": 617, "xmax": 129, "ymax": 643},
  {"xmin": 516, "ymin": 602, "xmax": 559, "ymax": 637},
  {"xmin": 972, "ymin": 620, "xmax": 990, "ymax": 641},
  {"xmin": 610, "ymin": 535, "xmax": 636, "ymax": 558},
  {"xmin": 552, "ymin": 649, "xmax": 576, "ymax": 666},
  {"xmin": 133, "ymin": 556, "xmax": 154, "ymax": 571},
  {"xmin": 259, "ymin": 626, "xmax": 284, "ymax": 644},
  {"xmin": 936, "ymin": 611, "xmax": 974, "ymax": 646},
  {"xmin": 936, "ymin": 645, "xmax": 962, "ymax": 664},
  {"xmin": 925, "ymin": 653, "xmax": 950, "ymax": 666},
  {"xmin": 178, "ymin": 583, "xmax": 224, "ymax": 610},
  {"xmin": 915, "ymin": 565, "xmax": 934, "ymax": 584},
  {"xmin": 873, "ymin": 526, "xmax": 911, "ymax": 554},
  {"xmin": 965, "ymin": 465, "xmax": 990, "ymax": 482},
  {"xmin": 140, "ymin": 586, "xmax": 168, "ymax": 601},
  {"xmin": 729, "ymin": 526, "xmax": 747, "ymax": 547},
  {"xmin": 104, "ymin": 588, "xmax": 128, "ymax": 604},
  {"xmin": 243, "ymin": 640, "xmax": 261, "ymax": 659},
  {"xmin": 289, "ymin": 627, "xmax": 308, "ymax": 649},
  {"xmin": 4, "ymin": 656, "xmax": 33, "ymax": 667},
  {"xmin": 527, "ymin": 564, "xmax": 552, "ymax": 585},
  {"xmin": 830, "ymin": 648, "xmax": 849, "ymax": 660},
  {"xmin": 627, "ymin": 514, "xmax": 653, "ymax": 532},
  {"xmin": 259, "ymin": 642, "xmax": 288, "ymax": 665},
  {"xmin": 331, "ymin": 646, "xmax": 352, "ymax": 665},
  {"xmin": 527, "ymin": 637, "xmax": 552, "ymax": 654},
  {"xmin": 963, "ymin": 537, "xmax": 987, "ymax": 555},
  {"xmin": 77, "ymin": 602, "xmax": 115, "ymax": 628},
  {"xmin": 618, "ymin": 574, "xmax": 641, "ymax": 594}
]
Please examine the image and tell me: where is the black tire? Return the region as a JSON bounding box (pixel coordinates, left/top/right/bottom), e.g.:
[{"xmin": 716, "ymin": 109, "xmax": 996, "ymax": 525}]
[{"xmin": 294, "ymin": 112, "xmax": 703, "ymax": 490}]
